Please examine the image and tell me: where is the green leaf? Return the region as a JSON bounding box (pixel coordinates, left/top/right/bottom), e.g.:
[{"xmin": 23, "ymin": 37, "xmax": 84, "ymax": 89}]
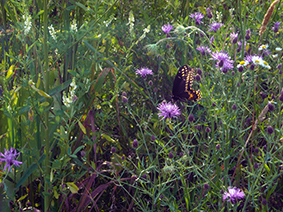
[
  {"xmin": 78, "ymin": 120, "xmax": 86, "ymax": 134},
  {"xmin": 6, "ymin": 65, "xmax": 14, "ymax": 79},
  {"xmin": 73, "ymin": 145, "xmax": 84, "ymax": 155},
  {"xmin": 66, "ymin": 182, "xmax": 79, "ymax": 194}
]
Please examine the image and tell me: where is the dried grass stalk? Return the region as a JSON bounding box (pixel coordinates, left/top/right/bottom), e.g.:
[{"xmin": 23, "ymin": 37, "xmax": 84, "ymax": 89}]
[{"xmin": 259, "ymin": 0, "xmax": 280, "ymax": 36}]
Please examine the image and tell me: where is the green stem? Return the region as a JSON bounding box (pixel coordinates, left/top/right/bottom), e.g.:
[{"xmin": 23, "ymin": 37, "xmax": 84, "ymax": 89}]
[{"xmin": 43, "ymin": 0, "xmax": 50, "ymax": 211}]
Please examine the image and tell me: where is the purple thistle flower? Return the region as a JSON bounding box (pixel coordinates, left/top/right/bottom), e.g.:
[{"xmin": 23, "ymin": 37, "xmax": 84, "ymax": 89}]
[
  {"xmin": 208, "ymin": 22, "xmax": 224, "ymax": 32},
  {"xmin": 196, "ymin": 45, "xmax": 211, "ymax": 55},
  {"xmin": 122, "ymin": 96, "xmax": 128, "ymax": 103},
  {"xmin": 272, "ymin": 22, "xmax": 281, "ymax": 33},
  {"xmin": 111, "ymin": 147, "xmax": 116, "ymax": 153},
  {"xmin": 168, "ymin": 152, "xmax": 174, "ymax": 159},
  {"xmin": 136, "ymin": 67, "xmax": 153, "ymax": 78},
  {"xmin": 195, "ymin": 74, "xmax": 201, "ymax": 81},
  {"xmin": 230, "ymin": 32, "xmax": 238, "ymax": 44},
  {"xmin": 245, "ymin": 29, "xmax": 251, "ymax": 40},
  {"xmin": 0, "ymin": 147, "xmax": 22, "ymax": 172},
  {"xmin": 190, "ymin": 12, "xmax": 204, "ymax": 25},
  {"xmin": 206, "ymin": 8, "xmax": 213, "ymax": 19},
  {"xmin": 211, "ymin": 51, "xmax": 234, "ymax": 72},
  {"xmin": 262, "ymin": 198, "xmax": 267, "ymax": 205},
  {"xmin": 157, "ymin": 101, "xmax": 181, "ymax": 120},
  {"xmin": 132, "ymin": 139, "xmax": 139, "ymax": 148},
  {"xmin": 161, "ymin": 24, "xmax": 173, "ymax": 35},
  {"xmin": 268, "ymin": 102, "xmax": 275, "ymax": 111},
  {"xmin": 223, "ymin": 187, "xmax": 245, "ymax": 203},
  {"xmin": 274, "ymin": 21, "xmax": 281, "ymax": 28},
  {"xmin": 205, "ymin": 127, "xmax": 211, "ymax": 133},
  {"xmin": 188, "ymin": 114, "xmax": 194, "ymax": 122},
  {"xmin": 267, "ymin": 126, "xmax": 274, "ymax": 134}
]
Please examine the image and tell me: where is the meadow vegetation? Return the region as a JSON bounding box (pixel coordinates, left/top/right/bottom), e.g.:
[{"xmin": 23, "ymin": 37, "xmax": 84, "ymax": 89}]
[{"xmin": 0, "ymin": 0, "xmax": 283, "ymax": 211}]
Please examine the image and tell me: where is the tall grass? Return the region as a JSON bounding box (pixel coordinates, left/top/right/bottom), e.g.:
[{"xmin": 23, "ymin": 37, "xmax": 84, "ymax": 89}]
[{"xmin": 0, "ymin": 0, "xmax": 282, "ymax": 211}]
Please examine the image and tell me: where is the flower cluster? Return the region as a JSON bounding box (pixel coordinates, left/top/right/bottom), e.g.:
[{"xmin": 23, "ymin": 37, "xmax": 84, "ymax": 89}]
[
  {"xmin": 23, "ymin": 13, "xmax": 32, "ymax": 35},
  {"xmin": 63, "ymin": 78, "xmax": 77, "ymax": 108},
  {"xmin": 70, "ymin": 19, "xmax": 78, "ymax": 32},
  {"xmin": 48, "ymin": 24, "xmax": 57, "ymax": 41},
  {"xmin": 0, "ymin": 147, "xmax": 22, "ymax": 172},
  {"xmin": 128, "ymin": 10, "xmax": 135, "ymax": 38}
]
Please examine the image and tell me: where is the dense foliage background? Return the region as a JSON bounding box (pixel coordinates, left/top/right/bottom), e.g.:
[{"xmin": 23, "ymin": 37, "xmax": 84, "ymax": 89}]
[{"xmin": 1, "ymin": 0, "xmax": 283, "ymax": 211}]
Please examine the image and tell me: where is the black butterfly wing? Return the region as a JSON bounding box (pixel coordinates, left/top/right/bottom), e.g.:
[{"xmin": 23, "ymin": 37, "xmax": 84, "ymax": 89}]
[{"xmin": 172, "ymin": 65, "xmax": 201, "ymax": 102}]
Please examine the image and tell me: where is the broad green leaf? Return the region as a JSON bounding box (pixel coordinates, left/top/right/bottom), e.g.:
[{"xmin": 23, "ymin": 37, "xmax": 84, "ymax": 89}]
[
  {"xmin": 66, "ymin": 182, "xmax": 79, "ymax": 194},
  {"xmin": 78, "ymin": 120, "xmax": 86, "ymax": 134},
  {"xmin": 73, "ymin": 145, "xmax": 85, "ymax": 155},
  {"xmin": 6, "ymin": 65, "xmax": 14, "ymax": 79}
]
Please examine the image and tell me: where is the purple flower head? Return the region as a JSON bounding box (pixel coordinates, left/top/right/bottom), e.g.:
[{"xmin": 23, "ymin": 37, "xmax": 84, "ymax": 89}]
[
  {"xmin": 136, "ymin": 67, "xmax": 153, "ymax": 78},
  {"xmin": 268, "ymin": 102, "xmax": 275, "ymax": 111},
  {"xmin": 272, "ymin": 22, "xmax": 281, "ymax": 33},
  {"xmin": 206, "ymin": 8, "xmax": 213, "ymax": 19},
  {"xmin": 230, "ymin": 32, "xmax": 238, "ymax": 44},
  {"xmin": 188, "ymin": 114, "xmax": 194, "ymax": 122},
  {"xmin": 162, "ymin": 24, "xmax": 173, "ymax": 35},
  {"xmin": 132, "ymin": 139, "xmax": 139, "ymax": 148},
  {"xmin": 267, "ymin": 126, "xmax": 274, "ymax": 134},
  {"xmin": 0, "ymin": 147, "xmax": 22, "ymax": 172},
  {"xmin": 168, "ymin": 152, "xmax": 174, "ymax": 159},
  {"xmin": 196, "ymin": 46, "xmax": 211, "ymax": 56},
  {"xmin": 208, "ymin": 22, "xmax": 224, "ymax": 32},
  {"xmin": 157, "ymin": 101, "xmax": 181, "ymax": 120},
  {"xmin": 223, "ymin": 187, "xmax": 245, "ymax": 203},
  {"xmin": 211, "ymin": 51, "xmax": 234, "ymax": 72},
  {"xmin": 274, "ymin": 21, "xmax": 281, "ymax": 28},
  {"xmin": 190, "ymin": 12, "xmax": 204, "ymax": 25},
  {"xmin": 245, "ymin": 29, "xmax": 251, "ymax": 40}
]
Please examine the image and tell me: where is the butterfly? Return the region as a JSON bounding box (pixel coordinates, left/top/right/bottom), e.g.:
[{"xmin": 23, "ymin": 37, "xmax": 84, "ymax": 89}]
[{"xmin": 172, "ymin": 65, "xmax": 201, "ymax": 102}]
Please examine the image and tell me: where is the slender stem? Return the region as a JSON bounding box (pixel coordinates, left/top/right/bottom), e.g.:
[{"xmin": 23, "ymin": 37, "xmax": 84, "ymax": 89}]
[{"xmin": 43, "ymin": 0, "xmax": 50, "ymax": 211}]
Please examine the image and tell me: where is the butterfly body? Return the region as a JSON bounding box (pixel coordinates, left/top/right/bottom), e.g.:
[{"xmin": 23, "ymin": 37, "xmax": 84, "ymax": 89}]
[{"xmin": 172, "ymin": 65, "xmax": 201, "ymax": 102}]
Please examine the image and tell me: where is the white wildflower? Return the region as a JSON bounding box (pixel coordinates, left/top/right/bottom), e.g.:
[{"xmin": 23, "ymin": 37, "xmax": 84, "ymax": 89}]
[
  {"xmin": 251, "ymin": 55, "xmax": 263, "ymax": 66},
  {"xmin": 135, "ymin": 25, "xmax": 150, "ymax": 44},
  {"xmin": 70, "ymin": 19, "xmax": 77, "ymax": 32},
  {"xmin": 272, "ymin": 54, "xmax": 278, "ymax": 58},
  {"xmin": 258, "ymin": 44, "xmax": 269, "ymax": 51},
  {"xmin": 48, "ymin": 24, "xmax": 57, "ymax": 41},
  {"xmin": 275, "ymin": 47, "xmax": 282, "ymax": 51},
  {"xmin": 237, "ymin": 60, "xmax": 249, "ymax": 68},
  {"xmin": 23, "ymin": 13, "xmax": 32, "ymax": 35},
  {"xmin": 63, "ymin": 78, "xmax": 77, "ymax": 108},
  {"xmin": 128, "ymin": 11, "xmax": 135, "ymax": 38},
  {"xmin": 261, "ymin": 60, "xmax": 271, "ymax": 69}
]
